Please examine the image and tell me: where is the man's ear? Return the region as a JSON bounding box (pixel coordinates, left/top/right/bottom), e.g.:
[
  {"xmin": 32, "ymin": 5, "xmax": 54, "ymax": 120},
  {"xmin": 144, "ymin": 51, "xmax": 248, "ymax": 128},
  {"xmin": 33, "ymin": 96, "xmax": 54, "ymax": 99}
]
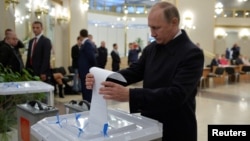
[{"xmin": 171, "ymin": 17, "xmax": 179, "ymax": 26}]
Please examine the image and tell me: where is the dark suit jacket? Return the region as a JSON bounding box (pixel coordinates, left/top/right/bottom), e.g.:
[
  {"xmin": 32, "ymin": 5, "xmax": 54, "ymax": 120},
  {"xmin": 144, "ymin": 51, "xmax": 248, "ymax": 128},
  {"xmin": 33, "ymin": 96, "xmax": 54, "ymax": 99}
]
[
  {"xmin": 210, "ymin": 58, "xmax": 220, "ymax": 71},
  {"xmin": 25, "ymin": 35, "xmax": 51, "ymax": 77},
  {"xmin": 78, "ymin": 39, "xmax": 97, "ymax": 78},
  {"xmin": 0, "ymin": 42, "xmax": 23, "ymax": 72},
  {"xmin": 71, "ymin": 44, "xmax": 80, "ymax": 69},
  {"xmin": 119, "ymin": 30, "xmax": 204, "ymax": 141},
  {"xmin": 111, "ymin": 50, "xmax": 120, "ymax": 71},
  {"xmin": 97, "ymin": 47, "xmax": 108, "ymax": 68}
]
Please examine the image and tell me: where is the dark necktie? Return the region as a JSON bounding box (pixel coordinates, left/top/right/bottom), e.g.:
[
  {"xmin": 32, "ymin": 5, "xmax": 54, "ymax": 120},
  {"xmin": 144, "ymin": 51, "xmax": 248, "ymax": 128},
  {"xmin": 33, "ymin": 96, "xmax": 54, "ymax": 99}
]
[{"xmin": 30, "ymin": 37, "xmax": 37, "ymax": 65}]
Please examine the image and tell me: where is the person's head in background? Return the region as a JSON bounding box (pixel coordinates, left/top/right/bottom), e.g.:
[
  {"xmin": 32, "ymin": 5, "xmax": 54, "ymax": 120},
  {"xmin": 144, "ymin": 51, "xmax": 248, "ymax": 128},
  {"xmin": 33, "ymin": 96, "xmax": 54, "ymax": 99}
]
[
  {"xmin": 4, "ymin": 28, "xmax": 12, "ymax": 36},
  {"xmin": 32, "ymin": 21, "xmax": 43, "ymax": 36},
  {"xmin": 5, "ymin": 31, "xmax": 17, "ymax": 47},
  {"xmin": 215, "ymin": 54, "xmax": 220, "ymax": 60},
  {"xmin": 88, "ymin": 34, "xmax": 93, "ymax": 41},
  {"xmin": 196, "ymin": 42, "xmax": 200, "ymax": 48},
  {"xmin": 80, "ymin": 29, "xmax": 88, "ymax": 40},
  {"xmin": 148, "ymin": 2, "xmax": 180, "ymax": 45},
  {"xmin": 100, "ymin": 41, "xmax": 106, "ymax": 47},
  {"xmin": 88, "ymin": 34, "xmax": 96, "ymax": 45},
  {"xmin": 113, "ymin": 43, "xmax": 118, "ymax": 50},
  {"xmin": 128, "ymin": 42, "xmax": 133, "ymax": 50}
]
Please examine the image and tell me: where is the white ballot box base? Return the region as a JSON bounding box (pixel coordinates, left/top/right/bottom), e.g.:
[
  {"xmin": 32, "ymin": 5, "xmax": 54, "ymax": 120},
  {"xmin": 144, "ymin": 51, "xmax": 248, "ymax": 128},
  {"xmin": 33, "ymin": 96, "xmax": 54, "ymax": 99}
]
[{"xmin": 31, "ymin": 109, "xmax": 162, "ymax": 141}]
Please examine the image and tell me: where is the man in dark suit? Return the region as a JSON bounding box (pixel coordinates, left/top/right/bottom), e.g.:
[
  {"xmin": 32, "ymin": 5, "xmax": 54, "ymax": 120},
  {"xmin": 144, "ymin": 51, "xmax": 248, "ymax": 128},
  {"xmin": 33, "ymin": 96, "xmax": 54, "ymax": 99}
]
[
  {"xmin": 110, "ymin": 43, "xmax": 121, "ymax": 71},
  {"xmin": 25, "ymin": 21, "xmax": 52, "ymax": 82},
  {"xmin": 0, "ymin": 31, "xmax": 24, "ymax": 72},
  {"xmin": 71, "ymin": 36, "xmax": 82, "ymax": 92},
  {"xmin": 210, "ymin": 54, "xmax": 220, "ymax": 72},
  {"xmin": 0, "ymin": 28, "xmax": 25, "ymax": 63},
  {"xmin": 78, "ymin": 29, "xmax": 97, "ymax": 102},
  {"xmin": 86, "ymin": 2, "xmax": 204, "ymax": 141},
  {"xmin": 96, "ymin": 41, "xmax": 108, "ymax": 68}
]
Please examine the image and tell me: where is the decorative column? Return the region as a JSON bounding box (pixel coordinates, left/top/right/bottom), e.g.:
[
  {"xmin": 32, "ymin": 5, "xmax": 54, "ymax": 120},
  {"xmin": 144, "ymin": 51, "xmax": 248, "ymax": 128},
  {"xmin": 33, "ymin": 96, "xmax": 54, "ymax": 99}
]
[
  {"xmin": 0, "ymin": 0, "xmax": 16, "ymax": 39},
  {"xmin": 68, "ymin": 0, "xmax": 88, "ymax": 65}
]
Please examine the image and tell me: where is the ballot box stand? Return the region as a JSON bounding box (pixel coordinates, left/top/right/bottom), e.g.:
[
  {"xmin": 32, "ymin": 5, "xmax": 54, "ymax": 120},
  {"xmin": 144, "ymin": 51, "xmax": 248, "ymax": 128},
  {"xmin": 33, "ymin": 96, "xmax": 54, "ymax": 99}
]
[{"xmin": 16, "ymin": 101, "xmax": 58, "ymax": 141}]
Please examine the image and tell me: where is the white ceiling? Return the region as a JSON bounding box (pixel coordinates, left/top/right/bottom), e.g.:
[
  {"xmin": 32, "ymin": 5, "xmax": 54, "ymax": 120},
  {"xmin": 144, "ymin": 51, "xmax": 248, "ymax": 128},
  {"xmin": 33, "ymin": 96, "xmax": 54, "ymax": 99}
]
[
  {"xmin": 88, "ymin": 0, "xmax": 250, "ymax": 28},
  {"xmin": 89, "ymin": 0, "xmax": 250, "ymax": 9}
]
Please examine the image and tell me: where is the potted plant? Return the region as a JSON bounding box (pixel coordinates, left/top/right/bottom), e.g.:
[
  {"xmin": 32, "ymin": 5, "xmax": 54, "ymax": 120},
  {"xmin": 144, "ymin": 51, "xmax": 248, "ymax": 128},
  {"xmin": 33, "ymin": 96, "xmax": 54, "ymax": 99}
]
[
  {"xmin": 135, "ymin": 37, "xmax": 144, "ymax": 48},
  {"xmin": 0, "ymin": 65, "xmax": 46, "ymax": 141}
]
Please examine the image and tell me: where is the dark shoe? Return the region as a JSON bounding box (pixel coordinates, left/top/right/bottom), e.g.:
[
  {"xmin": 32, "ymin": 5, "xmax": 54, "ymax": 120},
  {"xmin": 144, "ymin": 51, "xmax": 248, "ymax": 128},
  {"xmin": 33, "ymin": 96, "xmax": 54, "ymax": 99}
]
[{"xmin": 58, "ymin": 85, "xmax": 64, "ymax": 98}]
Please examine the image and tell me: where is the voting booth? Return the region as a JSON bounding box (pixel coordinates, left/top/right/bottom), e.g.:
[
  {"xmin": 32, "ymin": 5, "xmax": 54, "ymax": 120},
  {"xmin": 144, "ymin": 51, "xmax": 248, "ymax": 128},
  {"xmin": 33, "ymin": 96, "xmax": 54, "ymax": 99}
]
[{"xmin": 31, "ymin": 67, "xmax": 163, "ymax": 140}]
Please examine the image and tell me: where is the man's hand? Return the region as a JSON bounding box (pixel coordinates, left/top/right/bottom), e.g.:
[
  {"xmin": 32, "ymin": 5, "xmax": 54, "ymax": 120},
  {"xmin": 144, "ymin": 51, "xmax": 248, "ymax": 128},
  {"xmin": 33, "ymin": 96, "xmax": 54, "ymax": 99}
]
[
  {"xmin": 85, "ymin": 73, "xmax": 95, "ymax": 89},
  {"xmin": 85, "ymin": 73, "xmax": 129, "ymax": 102},
  {"xmin": 100, "ymin": 81, "xmax": 129, "ymax": 102}
]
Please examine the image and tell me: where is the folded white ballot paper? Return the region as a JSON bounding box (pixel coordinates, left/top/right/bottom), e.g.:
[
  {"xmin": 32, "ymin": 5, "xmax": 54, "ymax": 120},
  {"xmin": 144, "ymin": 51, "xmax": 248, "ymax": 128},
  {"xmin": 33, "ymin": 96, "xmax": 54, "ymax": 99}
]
[{"xmin": 86, "ymin": 67, "xmax": 127, "ymax": 134}]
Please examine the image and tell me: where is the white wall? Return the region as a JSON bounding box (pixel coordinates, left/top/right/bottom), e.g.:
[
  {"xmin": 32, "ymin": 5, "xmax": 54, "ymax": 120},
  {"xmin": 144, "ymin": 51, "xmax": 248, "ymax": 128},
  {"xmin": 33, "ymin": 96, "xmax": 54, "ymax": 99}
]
[
  {"xmin": 88, "ymin": 12, "xmax": 149, "ymax": 57},
  {"xmin": 177, "ymin": 0, "xmax": 215, "ymax": 65}
]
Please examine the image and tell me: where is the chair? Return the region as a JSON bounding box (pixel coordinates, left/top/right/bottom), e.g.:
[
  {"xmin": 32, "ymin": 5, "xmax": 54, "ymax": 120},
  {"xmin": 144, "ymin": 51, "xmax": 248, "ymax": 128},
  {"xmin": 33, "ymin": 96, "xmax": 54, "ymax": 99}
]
[
  {"xmin": 68, "ymin": 66, "xmax": 75, "ymax": 74},
  {"xmin": 199, "ymin": 68, "xmax": 210, "ymax": 89},
  {"xmin": 207, "ymin": 67, "xmax": 225, "ymax": 87},
  {"xmin": 225, "ymin": 67, "xmax": 237, "ymax": 83},
  {"xmin": 52, "ymin": 66, "xmax": 76, "ymax": 94},
  {"xmin": 239, "ymin": 66, "xmax": 250, "ymax": 82},
  {"xmin": 52, "ymin": 66, "xmax": 74, "ymax": 84}
]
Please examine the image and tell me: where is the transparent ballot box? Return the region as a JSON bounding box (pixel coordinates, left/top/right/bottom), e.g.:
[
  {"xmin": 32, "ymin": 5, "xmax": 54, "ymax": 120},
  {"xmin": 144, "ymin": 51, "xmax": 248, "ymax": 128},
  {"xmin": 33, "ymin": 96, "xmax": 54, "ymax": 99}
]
[
  {"xmin": 31, "ymin": 109, "xmax": 162, "ymax": 141},
  {"xmin": 0, "ymin": 81, "xmax": 54, "ymax": 106}
]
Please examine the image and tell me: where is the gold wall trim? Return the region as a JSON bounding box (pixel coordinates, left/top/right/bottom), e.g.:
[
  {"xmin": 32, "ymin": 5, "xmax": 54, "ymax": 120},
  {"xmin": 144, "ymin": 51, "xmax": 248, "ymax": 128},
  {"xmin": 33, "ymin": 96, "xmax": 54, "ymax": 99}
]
[
  {"xmin": 52, "ymin": 0, "xmax": 63, "ymax": 5},
  {"xmin": 215, "ymin": 25, "xmax": 250, "ymax": 28}
]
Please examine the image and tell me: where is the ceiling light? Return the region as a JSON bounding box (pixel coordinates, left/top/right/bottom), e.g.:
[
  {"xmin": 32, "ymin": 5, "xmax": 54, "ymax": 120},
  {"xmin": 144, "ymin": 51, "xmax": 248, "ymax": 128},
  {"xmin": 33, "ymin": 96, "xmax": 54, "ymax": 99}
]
[{"xmin": 215, "ymin": 2, "xmax": 223, "ymax": 15}]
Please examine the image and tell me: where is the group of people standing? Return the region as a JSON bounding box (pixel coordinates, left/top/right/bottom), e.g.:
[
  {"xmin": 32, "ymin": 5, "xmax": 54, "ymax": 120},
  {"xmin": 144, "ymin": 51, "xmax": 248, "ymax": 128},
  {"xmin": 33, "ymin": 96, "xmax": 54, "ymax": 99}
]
[
  {"xmin": 0, "ymin": 21, "xmax": 52, "ymax": 83},
  {"xmin": 70, "ymin": 30, "xmax": 134, "ymax": 102}
]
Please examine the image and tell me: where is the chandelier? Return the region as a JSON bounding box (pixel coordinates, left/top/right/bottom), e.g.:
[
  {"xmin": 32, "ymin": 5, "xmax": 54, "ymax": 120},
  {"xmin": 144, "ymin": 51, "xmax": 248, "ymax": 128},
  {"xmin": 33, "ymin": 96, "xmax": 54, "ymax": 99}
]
[
  {"xmin": 4, "ymin": 0, "xmax": 19, "ymax": 10},
  {"xmin": 26, "ymin": 0, "xmax": 50, "ymax": 19}
]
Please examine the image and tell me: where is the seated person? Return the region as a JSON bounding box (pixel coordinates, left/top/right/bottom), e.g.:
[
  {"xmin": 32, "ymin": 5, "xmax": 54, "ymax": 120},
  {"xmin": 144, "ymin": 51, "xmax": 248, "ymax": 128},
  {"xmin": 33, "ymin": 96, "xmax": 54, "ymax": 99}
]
[
  {"xmin": 235, "ymin": 54, "xmax": 244, "ymax": 65},
  {"xmin": 242, "ymin": 55, "xmax": 250, "ymax": 65},
  {"xmin": 53, "ymin": 72, "xmax": 64, "ymax": 98},
  {"xmin": 210, "ymin": 54, "xmax": 220, "ymax": 72},
  {"xmin": 219, "ymin": 54, "xmax": 229, "ymax": 65}
]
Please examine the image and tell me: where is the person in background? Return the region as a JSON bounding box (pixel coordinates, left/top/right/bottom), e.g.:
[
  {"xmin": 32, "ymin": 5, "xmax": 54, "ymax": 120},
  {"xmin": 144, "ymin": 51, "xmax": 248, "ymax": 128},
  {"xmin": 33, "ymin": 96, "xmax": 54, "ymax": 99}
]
[
  {"xmin": 78, "ymin": 29, "xmax": 97, "ymax": 102},
  {"xmin": 88, "ymin": 34, "xmax": 98, "ymax": 57},
  {"xmin": 235, "ymin": 54, "xmax": 244, "ymax": 65},
  {"xmin": 127, "ymin": 42, "xmax": 141, "ymax": 66},
  {"xmin": 231, "ymin": 43, "xmax": 240, "ymax": 60},
  {"xmin": 25, "ymin": 21, "xmax": 52, "ymax": 83},
  {"xmin": 0, "ymin": 28, "xmax": 25, "ymax": 64},
  {"xmin": 86, "ymin": 1, "xmax": 204, "ymax": 141},
  {"xmin": 97, "ymin": 41, "xmax": 108, "ymax": 69},
  {"xmin": 110, "ymin": 43, "xmax": 121, "ymax": 71},
  {"xmin": 196, "ymin": 42, "xmax": 200, "ymax": 48},
  {"xmin": 242, "ymin": 55, "xmax": 250, "ymax": 65},
  {"xmin": 52, "ymin": 72, "xmax": 65, "ymax": 98},
  {"xmin": 71, "ymin": 36, "xmax": 82, "ymax": 93},
  {"xmin": 210, "ymin": 54, "xmax": 220, "ymax": 71},
  {"xmin": 225, "ymin": 48, "xmax": 232, "ymax": 60},
  {"xmin": 0, "ymin": 31, "xmax": 24, "ymax": 73},
  {"xmin": 219, "ymin": 54, "xmax": 229, "ymax": 65}
]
